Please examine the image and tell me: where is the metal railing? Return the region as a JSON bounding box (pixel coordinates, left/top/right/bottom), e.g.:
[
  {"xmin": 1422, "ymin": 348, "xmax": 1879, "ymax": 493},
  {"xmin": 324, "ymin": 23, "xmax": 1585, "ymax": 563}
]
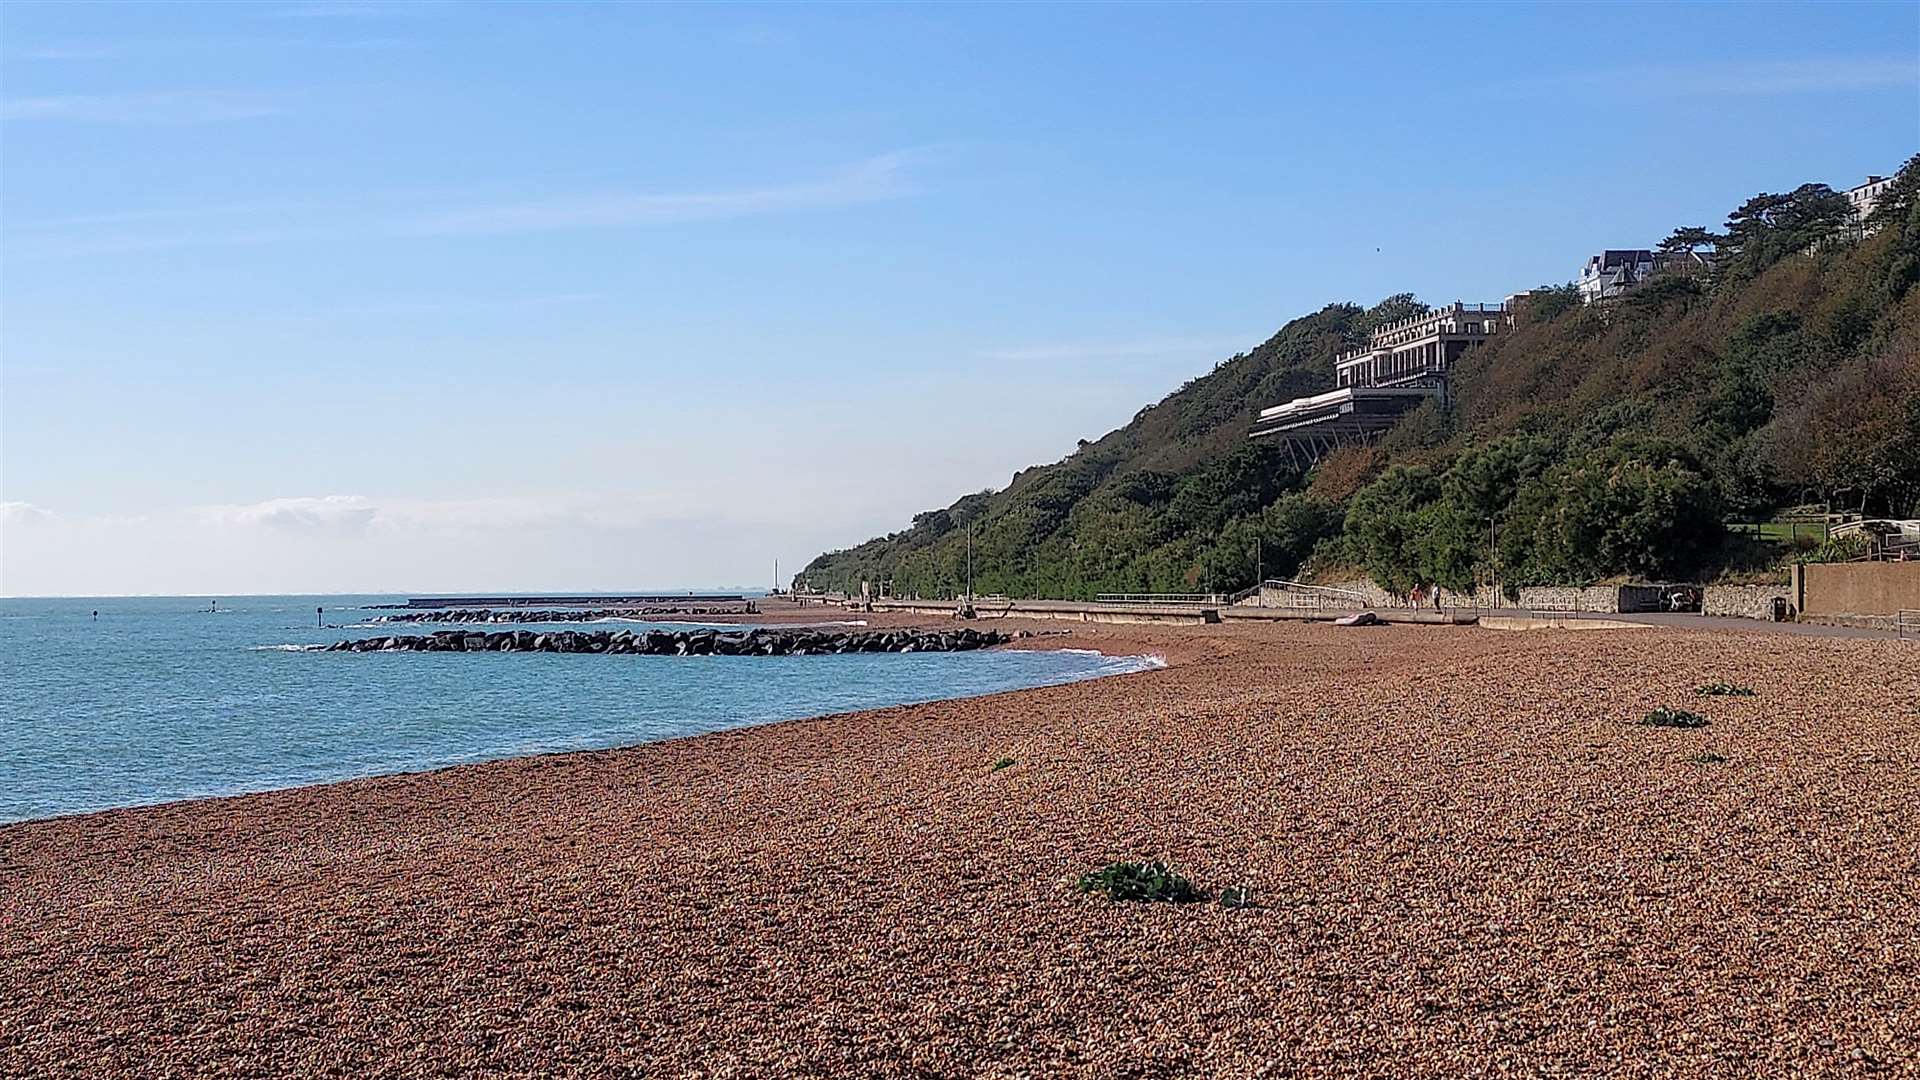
[
  {"xmin": 1238, "ymin": 580, "xmax": 1374, "ymax": 610},
  {"xmin": 1094, "ymin": 592, "xmax": 1229, "ymax": 606},
  {"xmin": 1899, "ymin": 610, "xmax": 1920, "ymax": 640}
]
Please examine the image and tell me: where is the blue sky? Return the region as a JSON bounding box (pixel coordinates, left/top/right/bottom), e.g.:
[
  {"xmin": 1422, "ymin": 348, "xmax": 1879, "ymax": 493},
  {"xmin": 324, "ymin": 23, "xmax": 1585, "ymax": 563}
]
[{"xmin": 2, "ymin": 1, "xmax": 1915, "ymax": 595}]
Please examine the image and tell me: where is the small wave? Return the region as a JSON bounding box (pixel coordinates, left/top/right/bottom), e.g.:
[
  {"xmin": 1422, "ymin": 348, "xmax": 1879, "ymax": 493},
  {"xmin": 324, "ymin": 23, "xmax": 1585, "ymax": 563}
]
[
  {"xmin": 249, "ymin": 643, "xmax": 323, "ymax": 652},
  {"xmin": 1054, "ymin": 647, "xmax": 1167, "ymax": 673}
]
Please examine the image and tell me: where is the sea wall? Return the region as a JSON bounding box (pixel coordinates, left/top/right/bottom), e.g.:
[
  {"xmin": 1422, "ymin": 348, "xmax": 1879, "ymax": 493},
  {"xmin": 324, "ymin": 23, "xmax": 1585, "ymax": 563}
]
[
  {"xmin": 327, "ymin": 627, "xmax": 1015, "ymax": 656},
  {"xmin": 868, "ymin": 598, "xmax": 1218, "ymax": 625},
  {"xmin": 1701, "ymin": 584, "xmax": 1794, "ymax": 621}
]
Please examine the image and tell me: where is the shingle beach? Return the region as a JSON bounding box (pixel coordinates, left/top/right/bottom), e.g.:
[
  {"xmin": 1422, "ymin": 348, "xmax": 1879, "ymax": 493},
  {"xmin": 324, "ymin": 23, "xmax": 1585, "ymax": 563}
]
[{"xmin": 4, "ymin": 620, "xmax": 1916, "ymax": 1077}]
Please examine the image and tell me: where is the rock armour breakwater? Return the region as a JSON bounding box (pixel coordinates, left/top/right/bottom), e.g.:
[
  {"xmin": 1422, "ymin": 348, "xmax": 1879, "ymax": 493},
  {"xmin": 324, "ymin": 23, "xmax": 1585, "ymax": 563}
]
[
  {"xmin": 326, "ymin": 627, "xmax": 1017, "ymax": 656},
  {"xmin": 372, "ymin": 606, "xmax": 748, "ymax": 625}
]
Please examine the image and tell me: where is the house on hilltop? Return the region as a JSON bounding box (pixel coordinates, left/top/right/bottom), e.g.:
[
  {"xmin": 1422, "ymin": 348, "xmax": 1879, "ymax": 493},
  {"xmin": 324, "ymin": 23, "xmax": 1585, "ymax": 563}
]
[
  {"xmin": 1847, "ymin": 174, "xmax": 1893, "ymax": 223},
  {"xmin": 1576, "ymin": 249, "xmax": 1655, "ymax": 303}
]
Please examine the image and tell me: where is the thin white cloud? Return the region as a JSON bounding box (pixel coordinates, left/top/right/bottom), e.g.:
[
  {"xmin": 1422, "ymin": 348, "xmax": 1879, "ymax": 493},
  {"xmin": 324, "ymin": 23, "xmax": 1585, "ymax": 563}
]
[
  {"xmin": 978, "ymin": 335, "xmax": 1253, "ymax": 364},
  {"xmin": 6, "ymin": 198, "xmax": 337, "ymax": 232},
  {"xmin": 14, "ymin": 45, "xmax": 118, "ymax": 61},
  {"xmin": 1667, "ymin": 58, "xmax": 1918, "ymax": 95},
  {"xmin": 6, "ymin": 36, "xmax": 416, "ymax": 64},
  {"xmin": 194, "ymin": 492, "xmax": 711, "ymax": 536},
  {"xmin": 0, "ymin": 501, "xmax": 56, "ymax": 525},
  {"xmin": 1492, "ymin": 56, "xmax": 1918, "ymax": 99},
  {"xmin": 0, "ymin": 490, "xmax": 840, "ymax": 596},
  {"xmin": 409, "ymin": 152, "xmax": 918, "ymax": 235},
  {"xmin": 330, "ymin": 291, "xmax": 603, "ymax": 315},
  {"xmin": 5, "ymin": 226, "xmax": 314, "ymax": 262},
  {"xmin": 0, "ymin": 91, "xmax": 279, "ymax": 124},
  {"xmin": 203, "ymin": 495, "xmax": 380, "ymax": 534},
  {"xmin": 273, "ymin": 1, "xmax": 452, "ymax": 17},
  {"xmin": 5, "ymin": 156, "xmax": 923, "ymax": 259}
]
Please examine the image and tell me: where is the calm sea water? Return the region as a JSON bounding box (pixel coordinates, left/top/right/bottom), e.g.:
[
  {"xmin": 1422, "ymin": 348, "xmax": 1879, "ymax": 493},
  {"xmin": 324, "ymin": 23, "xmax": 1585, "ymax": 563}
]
[{"xmin": 0, "ymin": 595, "xmax": 1156, "ymax": 824}]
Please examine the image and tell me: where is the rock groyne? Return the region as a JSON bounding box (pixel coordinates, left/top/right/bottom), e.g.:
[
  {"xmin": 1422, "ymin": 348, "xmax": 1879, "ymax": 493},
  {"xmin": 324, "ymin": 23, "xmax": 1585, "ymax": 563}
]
[
  {"xmin": 371, "ymin": 606, "xmax": 749, "ymax": 625},
  {"xmin": 326, "ymin": 627, "xmax": 1015, "ymax": 656}
]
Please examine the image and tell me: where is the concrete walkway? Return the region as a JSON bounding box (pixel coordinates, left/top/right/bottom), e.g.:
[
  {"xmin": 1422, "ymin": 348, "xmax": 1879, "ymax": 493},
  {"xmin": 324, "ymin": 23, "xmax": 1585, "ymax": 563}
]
[{"xmin": 1486, "ymin": 609, "xmax": 1912, "ymax": 640}]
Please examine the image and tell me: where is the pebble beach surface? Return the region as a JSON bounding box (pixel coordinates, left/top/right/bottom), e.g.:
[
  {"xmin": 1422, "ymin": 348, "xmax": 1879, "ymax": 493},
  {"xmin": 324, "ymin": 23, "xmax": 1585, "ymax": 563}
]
[{"xmin": 3, "ymin": 619, "xmax": 1916, "ymax": 1077}]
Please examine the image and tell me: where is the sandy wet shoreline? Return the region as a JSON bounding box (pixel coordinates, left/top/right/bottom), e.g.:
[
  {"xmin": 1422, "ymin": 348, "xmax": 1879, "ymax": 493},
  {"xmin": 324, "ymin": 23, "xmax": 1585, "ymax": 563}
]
[{"xmin": 3, "ymin": 619, "xmax": 1916, "ymax": 1077}]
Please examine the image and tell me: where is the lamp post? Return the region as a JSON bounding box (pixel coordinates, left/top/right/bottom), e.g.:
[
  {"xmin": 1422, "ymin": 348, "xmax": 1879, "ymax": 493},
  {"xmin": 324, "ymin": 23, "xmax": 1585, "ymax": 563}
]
[
  {"xmin": 955, "ymin": 521, "xmax": 978, "ymax": 619},
  {"xmin": 1487, "ymin": 510, "xmax": 1505, "ymax": 607}
]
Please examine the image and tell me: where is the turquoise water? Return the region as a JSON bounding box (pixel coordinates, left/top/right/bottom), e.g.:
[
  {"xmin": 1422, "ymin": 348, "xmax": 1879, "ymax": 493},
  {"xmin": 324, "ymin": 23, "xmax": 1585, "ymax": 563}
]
[{"xmin": 0, "ymin": 595, "xmax": 1155, "ymax": 824}]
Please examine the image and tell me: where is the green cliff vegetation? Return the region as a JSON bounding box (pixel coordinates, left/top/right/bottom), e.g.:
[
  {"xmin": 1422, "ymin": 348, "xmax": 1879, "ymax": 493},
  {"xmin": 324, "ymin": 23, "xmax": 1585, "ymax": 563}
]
[{"xmin": 799, "ymin": 158, "xmax": 1920, "ymax": 600}]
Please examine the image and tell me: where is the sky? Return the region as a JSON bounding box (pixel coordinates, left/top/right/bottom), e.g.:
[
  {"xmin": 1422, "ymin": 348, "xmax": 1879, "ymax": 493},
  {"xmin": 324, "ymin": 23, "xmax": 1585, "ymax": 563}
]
[{"xmin": 1, "ymin": 1, "xmax": 1915, "ymax": 596}]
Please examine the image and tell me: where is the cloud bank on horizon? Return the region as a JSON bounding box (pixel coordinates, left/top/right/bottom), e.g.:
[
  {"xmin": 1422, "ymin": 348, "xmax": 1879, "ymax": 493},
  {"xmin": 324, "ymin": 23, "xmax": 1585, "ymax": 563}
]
[{"xmin": 0, "ymin": 494, "xmax": 800, "ymax": 595}]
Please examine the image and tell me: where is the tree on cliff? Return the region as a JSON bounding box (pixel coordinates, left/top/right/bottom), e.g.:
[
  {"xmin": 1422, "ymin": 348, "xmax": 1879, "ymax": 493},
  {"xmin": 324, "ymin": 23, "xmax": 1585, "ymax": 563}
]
[
  {"xmin": 1657, "ymin": 225, "xmax": 1721, "ymax": 256},
  {"xmin": 1718, "ymin": 183, "xmax": 1851, "ymax": 280}
]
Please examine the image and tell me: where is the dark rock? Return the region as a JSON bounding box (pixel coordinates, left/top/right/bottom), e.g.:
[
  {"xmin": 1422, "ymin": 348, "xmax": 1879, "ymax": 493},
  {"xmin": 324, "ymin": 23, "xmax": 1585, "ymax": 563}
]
[{"xmin": 324, "ymin": 626, "xmax": 1013, "ymax": 659}]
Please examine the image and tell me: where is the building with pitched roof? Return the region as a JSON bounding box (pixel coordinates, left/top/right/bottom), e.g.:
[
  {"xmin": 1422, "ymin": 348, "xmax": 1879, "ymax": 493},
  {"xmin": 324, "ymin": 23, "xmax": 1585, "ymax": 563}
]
[{"xmin": 1576, "ymin": 249, "xmax": 1655, "ymax": 303}]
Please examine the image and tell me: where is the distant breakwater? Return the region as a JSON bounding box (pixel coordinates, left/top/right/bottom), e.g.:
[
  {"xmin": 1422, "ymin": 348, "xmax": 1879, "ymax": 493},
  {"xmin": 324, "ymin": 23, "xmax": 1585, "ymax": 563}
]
[
  {"xmin": 371, "ymin": 606, "xmax": 749, "ymax": 625},
  {"xmin": 326, "ymin": 627, "xmax": 1020, "ymax": 656}
]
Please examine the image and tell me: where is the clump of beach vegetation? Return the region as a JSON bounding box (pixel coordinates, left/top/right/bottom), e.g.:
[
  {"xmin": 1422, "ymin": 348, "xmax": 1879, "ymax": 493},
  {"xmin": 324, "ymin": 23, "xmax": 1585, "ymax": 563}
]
[
  {"xmin": 1695, "ymin": 682, "xmax": 1756, "ymax": 697},
  {"xmin": 1217, "ymin": 884, "xmax": 1256, "ymax": 909},
  {"xmin": 991, "ymin": 757, "xmax": 1017, "ymax": 772},
  {"xmin": 1074, "ymin": 861, "xmax": 1201, "ymax": 904},
  {"xmin": 1692, "ymin": 752, "xmax": 1729, "ymax": 764},
  {"xmin": 1642, "ymin": 707, "xmax": 1710, "ymax": 729}
]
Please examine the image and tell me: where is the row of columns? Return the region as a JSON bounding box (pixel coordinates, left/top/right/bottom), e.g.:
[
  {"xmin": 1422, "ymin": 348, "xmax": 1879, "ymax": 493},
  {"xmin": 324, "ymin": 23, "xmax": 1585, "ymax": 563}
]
[{"xmin": 1369, "ymin": 340, "xmax": 1443, "ymax": 385}]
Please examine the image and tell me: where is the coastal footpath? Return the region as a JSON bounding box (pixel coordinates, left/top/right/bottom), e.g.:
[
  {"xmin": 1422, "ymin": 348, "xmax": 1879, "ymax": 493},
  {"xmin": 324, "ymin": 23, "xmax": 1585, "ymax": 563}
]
[{"xmin": 4, "ymin": 618, "xmax": 1917, "ymax": 1076}]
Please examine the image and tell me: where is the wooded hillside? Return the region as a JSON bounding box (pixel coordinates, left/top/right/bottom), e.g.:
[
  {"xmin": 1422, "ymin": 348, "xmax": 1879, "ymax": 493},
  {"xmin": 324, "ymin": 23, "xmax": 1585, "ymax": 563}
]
[{"xmin": 799, "ymin": 158, "xmax": 1920, "ymax": 599}]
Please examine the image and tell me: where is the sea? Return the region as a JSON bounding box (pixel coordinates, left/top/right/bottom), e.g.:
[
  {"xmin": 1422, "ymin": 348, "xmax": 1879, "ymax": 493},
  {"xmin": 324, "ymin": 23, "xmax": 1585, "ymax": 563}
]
[{"xmin": 0, "ymin": 595, "xmax": 1159, "ymax": 825}]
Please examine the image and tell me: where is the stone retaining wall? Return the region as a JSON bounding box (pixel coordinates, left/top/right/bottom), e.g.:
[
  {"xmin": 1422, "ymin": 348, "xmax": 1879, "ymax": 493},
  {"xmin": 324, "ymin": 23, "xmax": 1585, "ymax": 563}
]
[
  {"xmin": 1516, "ymin": 586, "xmax": 1622, "ymax": 612},
  {"xmin": 1515, "ymin": 584, "xmax": 1666, "ymax": 614},
  {"xmin": 1322, "ymin": 580, "xmax": 1499, "ymax": 609},
  {"xmin": 1701, "ymin": 584, "xmax": 1793, "ymax": 621}
]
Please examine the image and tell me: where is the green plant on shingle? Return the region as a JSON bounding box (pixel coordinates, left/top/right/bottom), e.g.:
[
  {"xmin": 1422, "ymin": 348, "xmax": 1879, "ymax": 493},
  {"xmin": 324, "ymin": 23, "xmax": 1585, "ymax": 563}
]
[
  {"xmin": 1073, "ymin": 861, "xmax": 1201, "ymax": 903},
  {"xmin": 1642, "ymin": 707, "xmax": 1710, "ymax": 729},
  {"xmin": 1695, "ymin": 682, "xmax": 1756, "ymax": 697},
  {"xmin": 1692, "ymin": 752, "xmax": 1729, "ymax": 764},
  {"xmin": 991, "ymin": 757, "xmax": 1017, "ymax": 772}
]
